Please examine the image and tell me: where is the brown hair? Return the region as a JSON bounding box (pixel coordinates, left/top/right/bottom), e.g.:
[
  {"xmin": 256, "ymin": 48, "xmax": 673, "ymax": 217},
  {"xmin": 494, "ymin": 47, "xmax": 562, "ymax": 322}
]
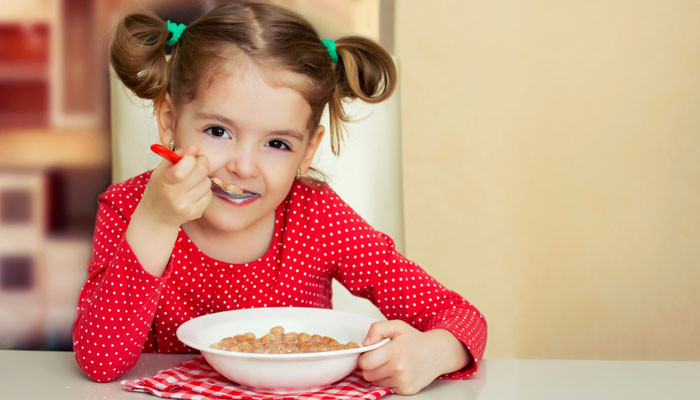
[{"xmin": 110, "ymin": 1, "xmax": 396, "ymax": 155}]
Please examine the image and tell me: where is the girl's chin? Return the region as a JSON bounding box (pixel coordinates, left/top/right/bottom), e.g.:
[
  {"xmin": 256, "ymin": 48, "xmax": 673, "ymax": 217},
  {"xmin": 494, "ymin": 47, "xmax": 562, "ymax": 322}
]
[
  {"xmin": 201, "ymin": 199, "xmax": 273, "ymax": 233},
  {"xmin": 200, "ymin": 208, "xmax": 249, "ymax": 232}
]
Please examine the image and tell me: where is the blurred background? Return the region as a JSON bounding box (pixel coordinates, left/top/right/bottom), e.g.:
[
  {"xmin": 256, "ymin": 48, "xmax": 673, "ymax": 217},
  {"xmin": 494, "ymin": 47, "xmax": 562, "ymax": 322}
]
[{"xmin": 1, "ymin": 0, "xmax": 698, "ymax": 361}]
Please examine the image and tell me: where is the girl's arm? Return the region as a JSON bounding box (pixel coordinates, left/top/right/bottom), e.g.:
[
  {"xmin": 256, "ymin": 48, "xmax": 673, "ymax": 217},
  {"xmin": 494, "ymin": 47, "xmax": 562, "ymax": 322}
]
[
  {"xmin": 333, "ymin": 231, "xmax": 487, "ymax": 378},
  {"xmin": 320, "ymin": 190, "xmax": 487, "ymax": 387},
  {"xmin": 125, "ymin": 147, "xmax": 211, "ymax": 277},
  {"xmin": 125, "ymin": 198, "xmax": 181, "ymax": 276},
  {"xmin": 72, "ymin": 182, "xmax": 175, "ymax": 382},
  {"xmin": 74, "ymin": 148, "xmax": 211, "ymax": 382}
]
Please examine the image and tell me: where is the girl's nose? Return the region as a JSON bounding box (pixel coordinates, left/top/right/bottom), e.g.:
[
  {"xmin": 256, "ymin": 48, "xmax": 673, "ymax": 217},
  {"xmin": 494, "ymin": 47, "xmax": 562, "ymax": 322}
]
[{"xmin": 225, "ymin": 146, "xmax": 258, "ymax": 178}]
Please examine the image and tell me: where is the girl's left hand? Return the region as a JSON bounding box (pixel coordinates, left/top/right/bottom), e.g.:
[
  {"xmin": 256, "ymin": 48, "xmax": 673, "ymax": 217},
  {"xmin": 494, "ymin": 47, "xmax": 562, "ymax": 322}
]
[{"xmin": 358, "ymin": 320, "xmax": 471, "ymax": 395}]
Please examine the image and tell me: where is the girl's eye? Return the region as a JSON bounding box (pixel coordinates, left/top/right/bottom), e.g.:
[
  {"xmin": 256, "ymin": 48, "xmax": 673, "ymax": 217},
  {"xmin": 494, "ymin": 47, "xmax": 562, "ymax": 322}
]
[
  {"xmin": 266, "ymin": 139, "xmax": 290, "ymax": 151},
  {"xmin": 204, "ymin": 126, "xmax": 231, "ymax": 139}
]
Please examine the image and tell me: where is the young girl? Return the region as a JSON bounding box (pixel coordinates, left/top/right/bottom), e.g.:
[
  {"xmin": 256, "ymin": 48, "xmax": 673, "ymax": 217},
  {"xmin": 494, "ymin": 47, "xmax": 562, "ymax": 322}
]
[{"xmin": 73, "ymin": 1, "xmax": 486, "ymax": 395}]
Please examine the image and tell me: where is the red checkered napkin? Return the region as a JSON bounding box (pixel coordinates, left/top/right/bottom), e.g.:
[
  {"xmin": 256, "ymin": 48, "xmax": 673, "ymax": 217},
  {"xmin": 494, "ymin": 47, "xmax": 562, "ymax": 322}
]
[{"xmin": 122, "ymin": 356, "xmax": 393, "ymax": 400}]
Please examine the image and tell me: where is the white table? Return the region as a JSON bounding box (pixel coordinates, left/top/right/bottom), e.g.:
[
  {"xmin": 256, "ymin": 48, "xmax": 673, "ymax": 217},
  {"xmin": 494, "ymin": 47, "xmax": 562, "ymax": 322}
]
[{"xmin": 0, "ymin": 350, "xmax": 698, "ymax": 399}]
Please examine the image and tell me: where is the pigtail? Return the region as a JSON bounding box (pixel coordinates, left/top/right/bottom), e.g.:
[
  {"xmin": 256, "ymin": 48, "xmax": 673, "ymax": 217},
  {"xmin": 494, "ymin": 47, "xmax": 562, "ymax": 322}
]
[
  {"xmin": 327, "ymin": 36, "xmax": 397, "ymax": 155},
  {"xmin": 109, "ymin": 12, "xmax": 172, "ymax": 101}
]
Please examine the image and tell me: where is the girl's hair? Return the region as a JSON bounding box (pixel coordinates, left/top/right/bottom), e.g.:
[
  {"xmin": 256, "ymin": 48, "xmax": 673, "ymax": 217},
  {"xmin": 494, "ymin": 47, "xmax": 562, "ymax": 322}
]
[{"xmin": 110, "ymin": 0, "xmax": 396, "ymax": 155}]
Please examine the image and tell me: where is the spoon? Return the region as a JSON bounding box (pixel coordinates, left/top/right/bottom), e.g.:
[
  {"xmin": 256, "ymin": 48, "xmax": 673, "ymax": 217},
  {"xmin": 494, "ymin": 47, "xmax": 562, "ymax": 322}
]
[{"xmin": 150, "ymin": 144, "xmax": 259, "ymax": 201}]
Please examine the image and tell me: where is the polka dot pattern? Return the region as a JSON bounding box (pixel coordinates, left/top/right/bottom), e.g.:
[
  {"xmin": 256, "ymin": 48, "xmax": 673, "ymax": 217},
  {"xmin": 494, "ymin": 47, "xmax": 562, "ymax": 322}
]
[{"xmin": 72, "ymin": 171, "xmax": 487, "ymax": 382}]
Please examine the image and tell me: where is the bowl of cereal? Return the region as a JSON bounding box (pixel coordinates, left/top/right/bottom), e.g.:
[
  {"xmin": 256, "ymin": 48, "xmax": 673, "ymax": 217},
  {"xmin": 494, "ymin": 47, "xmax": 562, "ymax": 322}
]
[{"xmin": 176, "ymin": 307, "xmax": 390, "ymax": 393}]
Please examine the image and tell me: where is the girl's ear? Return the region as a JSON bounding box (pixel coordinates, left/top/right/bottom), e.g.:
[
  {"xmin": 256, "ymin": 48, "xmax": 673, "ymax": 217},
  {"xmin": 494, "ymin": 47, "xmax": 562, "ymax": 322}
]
[
  {"xmin": 300, "ymin": 125, "xmax": 325, "ymax": 173},
  {"xmin": 156, "ymin": 93, "xmax": 176, "ymax": 146}
]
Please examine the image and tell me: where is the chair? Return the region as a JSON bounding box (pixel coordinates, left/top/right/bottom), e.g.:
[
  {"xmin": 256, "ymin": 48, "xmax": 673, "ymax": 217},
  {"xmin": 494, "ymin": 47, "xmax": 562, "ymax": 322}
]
[{"xmin": 109, "ymin": 62, "xmax": 404, "ymax": 319}]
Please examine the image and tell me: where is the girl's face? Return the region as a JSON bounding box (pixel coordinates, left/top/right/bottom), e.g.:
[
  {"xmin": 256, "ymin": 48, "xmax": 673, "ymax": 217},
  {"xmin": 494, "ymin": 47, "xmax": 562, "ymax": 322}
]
[{"xmin": 157, "ymin": 60, "xmax": 324, "ymax": 234}]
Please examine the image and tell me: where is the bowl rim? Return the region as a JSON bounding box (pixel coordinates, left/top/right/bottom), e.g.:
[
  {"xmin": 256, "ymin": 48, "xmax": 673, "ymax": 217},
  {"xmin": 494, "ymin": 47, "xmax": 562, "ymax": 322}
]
[{"xmin": 176, "ymin": 307, "xmax": 391, "ymax": 359}]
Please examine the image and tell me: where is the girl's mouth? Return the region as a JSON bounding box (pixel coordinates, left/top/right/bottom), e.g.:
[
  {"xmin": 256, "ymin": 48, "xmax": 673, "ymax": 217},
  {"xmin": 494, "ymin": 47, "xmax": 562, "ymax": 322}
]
[{"xmin": 217, "ymin": 193, "xmax": 260, "ymax": 206}]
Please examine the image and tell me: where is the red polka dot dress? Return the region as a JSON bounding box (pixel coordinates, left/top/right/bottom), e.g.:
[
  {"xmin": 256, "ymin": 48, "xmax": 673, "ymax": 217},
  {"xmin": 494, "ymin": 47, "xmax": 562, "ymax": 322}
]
[{"xmin": 72, "ymin": 171, "xmax": 487, "ymax": 382}]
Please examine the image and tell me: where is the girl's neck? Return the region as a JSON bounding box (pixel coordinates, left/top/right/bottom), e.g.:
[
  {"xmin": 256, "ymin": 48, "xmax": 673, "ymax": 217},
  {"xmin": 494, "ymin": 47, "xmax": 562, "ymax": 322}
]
[{"xmin": 182, "ymin": 211, "xmax": 276, "ymax": 265}]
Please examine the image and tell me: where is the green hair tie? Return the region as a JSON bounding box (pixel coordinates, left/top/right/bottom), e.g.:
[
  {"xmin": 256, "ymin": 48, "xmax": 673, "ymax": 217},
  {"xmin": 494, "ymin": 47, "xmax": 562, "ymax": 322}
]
[
  {"xmin": 321, "ymin": 39, "xmax": 338, "ymax": 63},
  {"xmin": 166, "ymin": 20, "xmax": 187, "ymax": 46}
]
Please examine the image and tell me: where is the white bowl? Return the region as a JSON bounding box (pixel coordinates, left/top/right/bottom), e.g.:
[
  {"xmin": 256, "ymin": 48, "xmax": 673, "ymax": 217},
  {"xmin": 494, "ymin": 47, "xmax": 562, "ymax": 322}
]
[{"xmin": 176, "ymin": 307, "xmax": 390, "ymax": 393}]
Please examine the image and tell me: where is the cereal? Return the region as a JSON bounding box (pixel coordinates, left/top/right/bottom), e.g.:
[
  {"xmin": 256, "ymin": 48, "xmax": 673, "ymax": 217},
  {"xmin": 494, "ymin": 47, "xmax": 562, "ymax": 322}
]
[
  {"xmin": 211, "ymin": 326, "xmax": 360, "ymax": 354},
  {"xmin": 211, "ymin": 176, "xmax": 244, "ymax": 194},
  {"xmin": 226, "ymin": 183, "xmax": 244, "ymax": 194}
]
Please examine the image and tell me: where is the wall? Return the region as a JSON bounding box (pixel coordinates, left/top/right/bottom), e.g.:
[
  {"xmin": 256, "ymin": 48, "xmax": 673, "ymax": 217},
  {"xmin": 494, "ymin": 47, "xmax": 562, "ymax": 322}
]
[
  {"xmin": 0, "ymin": 0, "xmax": 109, "ymax": 350},
  {"xmin": 395, "ymin": 0, "xmax": 700, "ymax": 360}
]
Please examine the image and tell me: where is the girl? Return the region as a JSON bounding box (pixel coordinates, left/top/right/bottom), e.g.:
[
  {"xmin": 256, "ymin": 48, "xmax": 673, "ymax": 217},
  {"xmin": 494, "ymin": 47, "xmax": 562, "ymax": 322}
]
[{"xmin": 73, "ymin": 1, "xmax": 486, "ymax": 395}]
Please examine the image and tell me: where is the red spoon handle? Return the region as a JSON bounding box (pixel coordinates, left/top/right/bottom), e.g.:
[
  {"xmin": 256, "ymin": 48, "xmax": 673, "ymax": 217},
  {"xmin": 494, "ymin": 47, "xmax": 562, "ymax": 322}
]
[{"xmin": 150, "ymin": 144, "xmax": 182, "ymax": 163}]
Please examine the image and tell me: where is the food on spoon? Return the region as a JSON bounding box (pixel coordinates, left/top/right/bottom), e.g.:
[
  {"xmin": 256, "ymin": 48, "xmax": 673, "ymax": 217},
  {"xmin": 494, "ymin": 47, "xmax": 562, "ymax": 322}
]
[
  {"xmin": 210, "ymin": 326, "xmax": 360, "ymax": 354},
  {"xmin": 211, "ymin": 177, "xmax": 244, "ymax": 194},
  {"xmin": 211, "ymin": 177, "xmax": 224, "ymax": 186},
  {"xmin": 226, "ymin": 183, "xmax": 244, "ymax": 194}
]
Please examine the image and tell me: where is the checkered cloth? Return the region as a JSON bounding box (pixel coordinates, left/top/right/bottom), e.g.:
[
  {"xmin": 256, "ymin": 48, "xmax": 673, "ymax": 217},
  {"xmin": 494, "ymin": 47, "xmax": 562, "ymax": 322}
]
[{"xmin": 122, "ymin": 356, "xmax": 394, "ymax": 400}]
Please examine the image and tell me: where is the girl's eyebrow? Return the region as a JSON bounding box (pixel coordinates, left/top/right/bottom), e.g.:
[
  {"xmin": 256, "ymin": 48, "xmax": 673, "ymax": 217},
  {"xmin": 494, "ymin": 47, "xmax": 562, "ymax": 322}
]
[{"xmin": 195, "ymin": 112, "xmax": 303, "ymax": 141}]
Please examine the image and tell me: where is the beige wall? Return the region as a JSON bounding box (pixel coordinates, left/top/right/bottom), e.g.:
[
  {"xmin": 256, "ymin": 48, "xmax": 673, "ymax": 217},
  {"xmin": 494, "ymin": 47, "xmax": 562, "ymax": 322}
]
[{"xmin": 396, "ymin": 1, "xmax": 700, "ymax": 360}]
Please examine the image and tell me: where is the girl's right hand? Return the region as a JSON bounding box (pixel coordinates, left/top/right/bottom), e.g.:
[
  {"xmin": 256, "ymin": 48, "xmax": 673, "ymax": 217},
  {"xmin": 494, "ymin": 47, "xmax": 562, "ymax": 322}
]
[{"xmin": 139, "ymin": 145, "xmax": 213, "ymax": 229}]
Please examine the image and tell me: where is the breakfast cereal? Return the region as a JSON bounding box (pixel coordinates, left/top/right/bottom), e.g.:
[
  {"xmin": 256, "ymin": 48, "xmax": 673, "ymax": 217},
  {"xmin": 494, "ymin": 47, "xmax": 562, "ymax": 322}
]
[{"xmin": 211, "ymin": 326, "xmax": 360, "ymax": 354}]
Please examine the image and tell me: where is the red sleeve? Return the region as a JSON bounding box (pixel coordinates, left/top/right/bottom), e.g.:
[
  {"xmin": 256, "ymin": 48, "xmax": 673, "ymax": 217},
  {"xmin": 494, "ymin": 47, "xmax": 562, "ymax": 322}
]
[
  {"xmin": 320, "ymin": 189, "xmax": 487, "ymax": 379},
  {"xmin": 72, "ymin": 181, "xmax": 173, "ymax": 382}
]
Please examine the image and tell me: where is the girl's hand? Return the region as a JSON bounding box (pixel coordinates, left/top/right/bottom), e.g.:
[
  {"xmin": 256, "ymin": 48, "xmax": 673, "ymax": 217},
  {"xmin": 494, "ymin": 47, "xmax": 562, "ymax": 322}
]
[
  {"xmin": 358, "ymin": 320, "xmax": 471, "ymax": 395},
  {"xmin": 140, "ymin": 145, "xmax": 213, "ymax": 229}
]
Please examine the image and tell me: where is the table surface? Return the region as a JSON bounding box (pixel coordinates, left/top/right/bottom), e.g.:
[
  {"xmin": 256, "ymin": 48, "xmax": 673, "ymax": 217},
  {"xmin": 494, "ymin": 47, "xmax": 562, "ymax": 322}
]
[{"xmin": 0, "ymin": 350, "xmax": 698, "ymax": 399}]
